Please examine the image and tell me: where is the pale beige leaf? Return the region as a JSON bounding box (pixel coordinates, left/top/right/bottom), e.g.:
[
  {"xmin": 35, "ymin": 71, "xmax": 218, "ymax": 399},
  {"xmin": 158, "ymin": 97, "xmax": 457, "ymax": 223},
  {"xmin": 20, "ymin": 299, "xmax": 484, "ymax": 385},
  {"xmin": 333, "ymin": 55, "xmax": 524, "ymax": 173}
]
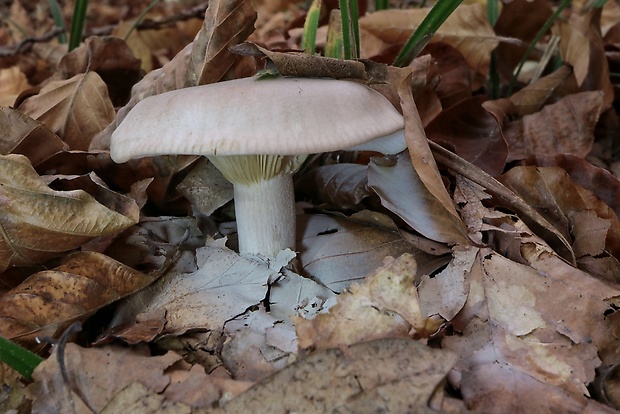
[
  {"xmin": 0, "ymin": 154, "xmax": 137, "ymax": 272},
  {"xmin": 0, "ymin": 66, "xmax": 30, "ymax": 107},
  {"xmin": 298, "ymin": 212, "xmax": 439, "ymax": 292},
  {"xmin": 18, "ymin": 72, "xmax": 115, "ymax": 150},
  {"xmin": 295, "ymin": 254, "xmax": 438, "ymax": 350}
]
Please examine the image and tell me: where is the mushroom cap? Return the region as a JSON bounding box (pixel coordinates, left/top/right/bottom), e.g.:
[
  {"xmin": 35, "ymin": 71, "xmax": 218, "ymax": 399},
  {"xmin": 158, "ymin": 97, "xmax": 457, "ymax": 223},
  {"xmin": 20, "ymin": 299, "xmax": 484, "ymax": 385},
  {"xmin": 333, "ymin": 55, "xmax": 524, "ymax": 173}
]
[{"xmin": 110, "ymin": 76, "xmax": 404, "ymax": 163}]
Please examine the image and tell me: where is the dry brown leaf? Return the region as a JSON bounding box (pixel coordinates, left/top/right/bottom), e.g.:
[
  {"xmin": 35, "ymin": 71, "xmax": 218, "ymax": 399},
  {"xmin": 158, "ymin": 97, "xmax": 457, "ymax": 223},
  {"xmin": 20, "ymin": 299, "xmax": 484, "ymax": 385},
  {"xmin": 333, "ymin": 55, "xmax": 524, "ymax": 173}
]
[
  {"xmin": 216, "ymin": 338, "xmax": 458, "ymax": 414},
  {"xmin": 0, "ymin": 252, "xmax": 156, "ymax": 346},
  {"xmin": 500, "ymin": 165, "xmax": 620, "ymax": 280},
  {"xmin": 508, "ymin": 65, "xmax": 575, "ymax": 116},
  {"xmin": 18, "ymin": 71, "xmax": 115, "ymax": 150},
  {"xmin": 554, "ymin": 9, "xmax": 614, "ymax": 109},
  {"xmin": 0, "ymin": 154, "xmax": 137, "ymax": 272},
  {"xmin": 426, "ymin": 95, "xmax": 507, "ymax": 176},
  {"xmin": 298, "ymin": 163, "xmax": 371, "ymax": 209},
  {"xmin": 0, "ymin": 66, "xmax": 30, "ymax": 107},
  {"xmin": 444, "ymin": 246, "xmax": 620, "ymax": 413},
  {"xmin": 0, "ymin": 107, "xmax": 67, "ymax": 167},
  {"xmin": 28, "ymin": 344, "xmax": 181, "ymax": 413},
  {"xmin": 430, "ymin": 142, "xmax": 576, "ymax": 264},
  {"xmin": 53, "ymin": 36, "xmax": 143, "ymax": 107},
  {"xmin": 101, "ymin": 382, "xmax": 193, "ymax": 414},
  {"xmin": 295, "ymin": 254, "xmax": 437, "ymax": 350},
  {"xmin": 503, "ymin": 91, "xmax": 604, "ymax": 162},
  {"xmin": 523, "ymin": 154, "xmax": 620, "ymax": 219},
  {"xmin": 360, "ymin": 3, "xmax": 498, "ymax": 75}
]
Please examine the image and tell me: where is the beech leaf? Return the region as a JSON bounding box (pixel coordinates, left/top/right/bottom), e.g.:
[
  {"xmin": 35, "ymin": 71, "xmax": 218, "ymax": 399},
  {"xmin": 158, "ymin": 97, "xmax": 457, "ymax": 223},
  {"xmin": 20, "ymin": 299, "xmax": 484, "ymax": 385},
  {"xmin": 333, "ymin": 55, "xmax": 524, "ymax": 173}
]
[{"xmin": 0, "ymin": 154, "xmax": 138, "ymax": 272}]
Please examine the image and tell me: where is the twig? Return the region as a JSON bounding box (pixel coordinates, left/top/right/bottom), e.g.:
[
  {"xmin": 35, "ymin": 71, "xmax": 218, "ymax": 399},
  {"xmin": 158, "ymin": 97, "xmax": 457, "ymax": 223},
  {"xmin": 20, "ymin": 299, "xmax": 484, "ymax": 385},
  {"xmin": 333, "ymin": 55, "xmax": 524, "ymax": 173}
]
[{"xmin": 0, "ymin": 27, "xmax": 65, "ymax": 57}]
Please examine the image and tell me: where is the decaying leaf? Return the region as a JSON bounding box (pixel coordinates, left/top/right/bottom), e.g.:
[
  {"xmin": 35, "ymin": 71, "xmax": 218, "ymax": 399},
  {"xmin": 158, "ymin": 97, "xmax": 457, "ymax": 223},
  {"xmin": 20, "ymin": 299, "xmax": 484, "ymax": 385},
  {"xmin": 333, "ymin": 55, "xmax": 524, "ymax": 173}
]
[
  {"xmin": 295, "ymin": 254, "xmax": 438, "ymax": 350},
  {"xmin": 0, "ymin": 154, "xmax": 137, "ymax": 272},
  {"xmin": 503, "ymin": 91, "xmax": 604, "ymax": 162},
  {"xmin": 444, "ymin": 246, "xmax": 620, "ymax": 413},
  {"xmin": 0, "ymin": 252, "xmax": 156, "ymax": 346},
  {"xmin": 27, "ymin": 344, "xmax": 182, "ymax": 414},
  {"xmin": 216, "ymin": 338, "xmax": 458, "ymax": 414},
  {"xmin": 109, "ymin": 239, "xmax": 283, "ymax": 340}
]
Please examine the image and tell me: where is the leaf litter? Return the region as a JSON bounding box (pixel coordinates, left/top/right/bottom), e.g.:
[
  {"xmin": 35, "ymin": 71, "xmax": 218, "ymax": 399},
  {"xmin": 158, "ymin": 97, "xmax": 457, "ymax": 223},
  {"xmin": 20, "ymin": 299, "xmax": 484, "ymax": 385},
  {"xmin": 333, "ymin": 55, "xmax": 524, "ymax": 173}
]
[{"xmin": 1, "ymin": 0, "xmax": 620, "ymax": 412}]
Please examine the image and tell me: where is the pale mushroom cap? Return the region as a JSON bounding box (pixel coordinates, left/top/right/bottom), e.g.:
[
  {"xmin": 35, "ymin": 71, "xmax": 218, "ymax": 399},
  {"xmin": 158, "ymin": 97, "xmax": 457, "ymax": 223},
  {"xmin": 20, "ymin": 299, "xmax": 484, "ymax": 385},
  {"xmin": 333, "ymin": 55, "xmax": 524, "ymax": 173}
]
[{"xmin": 110, "ymin": 76, "xmax": 404, "ymax": 163}]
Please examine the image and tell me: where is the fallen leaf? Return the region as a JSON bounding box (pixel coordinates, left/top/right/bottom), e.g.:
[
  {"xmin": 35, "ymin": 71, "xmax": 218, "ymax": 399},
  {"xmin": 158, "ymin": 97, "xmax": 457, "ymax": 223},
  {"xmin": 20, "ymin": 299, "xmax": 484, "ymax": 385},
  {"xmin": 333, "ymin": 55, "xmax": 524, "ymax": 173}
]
[
  {"xmin": 216, "ymin": 338, "xmax": 458, "ymax": 414},
  {"xmin": 295, "ymin": 254, "xmax": 437, "ymax": 350},
  {"xmin": 27, "ymin": 344, "xmax": 181, "ymax": 414},
  {"xmin": 298, "ymin": 212, "xmax": 441, "ymax": 292},
  {"xmin": 0, "ymin": 252, "xmax": 156, "ymax": 346},
  {"xmin": 444, "ymin": 247, "xmax": 620, "ymax": 413},
  {"xmin": 503, "ymin": 91, "xmax": 604, "ymax": 162},
  {"xmin": 0, "ymin": 154, "xmax": 137, "ymax": 272},
  {"xmin": 426, "ymin": 95, "xmax": 507, "ymax": 176},
  {"xmin": 0, "ymin": 107, "xmax": 67, "ymax": 166},
  {"xmin": 18, "ymin": 72, "xmax": 115, "ymax": 150}
]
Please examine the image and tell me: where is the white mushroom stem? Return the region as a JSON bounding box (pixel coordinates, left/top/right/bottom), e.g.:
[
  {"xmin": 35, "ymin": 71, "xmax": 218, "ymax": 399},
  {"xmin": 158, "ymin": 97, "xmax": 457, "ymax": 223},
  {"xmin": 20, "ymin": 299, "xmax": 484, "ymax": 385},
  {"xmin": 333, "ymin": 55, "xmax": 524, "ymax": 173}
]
[{"xmin": 233, "ymin": 173, "xmax": 296, "ymax": 256}]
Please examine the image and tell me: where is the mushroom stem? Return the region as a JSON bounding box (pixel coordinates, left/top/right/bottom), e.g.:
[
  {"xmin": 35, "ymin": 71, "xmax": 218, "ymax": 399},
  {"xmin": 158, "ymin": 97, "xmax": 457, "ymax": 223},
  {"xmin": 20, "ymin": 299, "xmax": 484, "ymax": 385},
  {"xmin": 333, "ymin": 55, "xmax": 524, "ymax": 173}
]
[{"xmin": 233, "ymin": 173, "xmax": 296, "ymax": 256}]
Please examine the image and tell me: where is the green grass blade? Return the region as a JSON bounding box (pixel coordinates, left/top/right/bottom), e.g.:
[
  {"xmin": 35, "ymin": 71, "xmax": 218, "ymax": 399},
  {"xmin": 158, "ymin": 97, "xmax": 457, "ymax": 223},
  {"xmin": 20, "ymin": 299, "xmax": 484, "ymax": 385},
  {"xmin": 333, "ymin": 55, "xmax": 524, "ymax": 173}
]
[
  {"xmin": 339, "ymin": 0, "xmax": 360, "ymax": 59},
  {"xmin": 507, "ymin": 0, "xmax": 571, "ymax": 95},
  {"xmin": 487, "ymin": 0, "xmax": 499, "ymax": 98},
  {"xmin": 393, "ymin": 0, "xmax": 463, "ymax": 67},
  {"xmin": 68, "ymin": 0, "xmax": 89, "ymax": 51},
  {"xmin": 375, "ymin": 0, "xmax": 389, "ymax": 11},
  {"xmin": 47, "ymin": 0, "xmax": 67, "ymax": 44},
  {"xmin": 302, "ymin": 0, "xmax": 322, "ymax": 54},
  {"xmin": 0, "ymin": 337, "xmax": 43, "ymax": 381}
]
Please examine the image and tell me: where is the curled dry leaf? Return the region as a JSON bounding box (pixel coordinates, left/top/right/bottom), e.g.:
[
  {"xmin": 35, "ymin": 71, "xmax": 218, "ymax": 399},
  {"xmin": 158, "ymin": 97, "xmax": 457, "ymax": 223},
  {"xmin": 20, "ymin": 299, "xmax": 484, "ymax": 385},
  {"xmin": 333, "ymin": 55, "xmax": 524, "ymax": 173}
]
[
  {"xmin": 298, "ymin": 163, "xmax": 372, "ymax": 209},
  {"xmin": 503, "ymin": 91, "xmax": 604, "ymax": 162},
  {"xmin": 18, "ymin": 71, "xmax": 115, "ymax": 150},
  {"xmin": 0, "ymin": 251, "xmax": 156, "ymax": 346},
  {"xmin": 216, "ymin": 338, "xmax": 458, "ymax": 414},
  {"xmin": 0, "ymin": 107, "xmax": 67, "ymax": 167},
  {"xmin": 554, "ymin": 9, "xmax": 614, "ymax": 109},
  {"xmin": 0, "ymin": 154, "xmax": 138, "ymax": 272},
  {"xmin": 360, "ymin": 3, "xmax": 498, "ymax": 76},
  {"xmin": 368, "ymin": 152, "xmax": 469, "ymax": 245}
]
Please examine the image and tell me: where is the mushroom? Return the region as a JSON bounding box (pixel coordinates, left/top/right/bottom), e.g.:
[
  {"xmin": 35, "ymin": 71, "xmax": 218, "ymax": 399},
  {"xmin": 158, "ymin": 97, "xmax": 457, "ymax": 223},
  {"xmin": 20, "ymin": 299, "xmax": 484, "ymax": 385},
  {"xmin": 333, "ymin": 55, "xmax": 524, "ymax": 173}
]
[{"xmin": 110, "ymin": 76, "xmax": 404, "ymax": 257}]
